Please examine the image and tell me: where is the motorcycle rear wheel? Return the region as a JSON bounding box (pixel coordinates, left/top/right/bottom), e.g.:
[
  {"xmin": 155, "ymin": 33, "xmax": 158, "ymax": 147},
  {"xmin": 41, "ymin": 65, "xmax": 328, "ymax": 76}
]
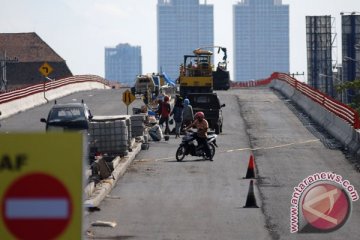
[{"xmin": 176, "ymin": 146, "xmax": 186, "ymax": 161}]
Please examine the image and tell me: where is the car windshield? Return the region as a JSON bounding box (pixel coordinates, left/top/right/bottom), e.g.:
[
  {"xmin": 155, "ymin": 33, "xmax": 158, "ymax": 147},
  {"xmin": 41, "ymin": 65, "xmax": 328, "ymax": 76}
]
[{"xmin": 48, "ymin": 107, "xmax": 86, "ymax": 122}]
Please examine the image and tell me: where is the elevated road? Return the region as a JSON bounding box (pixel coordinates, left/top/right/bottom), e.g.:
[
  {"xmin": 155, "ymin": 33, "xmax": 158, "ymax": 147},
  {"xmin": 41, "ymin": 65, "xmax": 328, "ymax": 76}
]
[
  {"xmin": 236, "ymin": 88, "xmax": 360, "ymax": 239},
  {"xmin": 0, "ymin": 89, "xmax": 132, "ymax": 132},
  {"xmin": 1, "ymin": 87, "xmax": 359, "ymax": 239}
]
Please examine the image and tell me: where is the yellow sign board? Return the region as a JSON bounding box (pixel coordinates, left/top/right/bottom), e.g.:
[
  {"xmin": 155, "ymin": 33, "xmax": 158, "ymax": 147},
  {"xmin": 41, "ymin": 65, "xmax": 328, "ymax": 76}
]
[
  {"xmin": 122, "ymin": 89, "xmax": 136, "ymax": 106},
  {"xmin": 0, "ymin": 133, "xmax": 83, "ymax": 240},
  {"xmin": 39, "ymin": 62, "xmax": 54, "ymax": 77}
]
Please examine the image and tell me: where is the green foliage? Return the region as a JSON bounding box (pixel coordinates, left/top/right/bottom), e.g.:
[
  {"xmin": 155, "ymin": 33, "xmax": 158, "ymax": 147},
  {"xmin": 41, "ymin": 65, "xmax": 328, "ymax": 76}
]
[
  {"xmin": 335, "ymin": 79, "xmax": 360, "ymax": 91},
  {"xmin": 335, "ymin": 79, "xmax": 360, "ymax": 113}
]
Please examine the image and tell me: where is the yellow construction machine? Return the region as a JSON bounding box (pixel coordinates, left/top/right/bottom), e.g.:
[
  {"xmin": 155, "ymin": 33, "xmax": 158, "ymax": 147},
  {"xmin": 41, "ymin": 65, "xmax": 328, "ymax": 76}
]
[{"xmin": 178, "ymin": 47, "xmax": 229, "ymax": 97}]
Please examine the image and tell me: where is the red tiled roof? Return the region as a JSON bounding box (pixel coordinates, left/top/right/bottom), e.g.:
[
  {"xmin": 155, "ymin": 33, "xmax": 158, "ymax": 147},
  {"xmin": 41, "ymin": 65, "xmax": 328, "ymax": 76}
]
[{"xmin": 0, "ymin": 32, "xmax": 64, "ymax": 62}]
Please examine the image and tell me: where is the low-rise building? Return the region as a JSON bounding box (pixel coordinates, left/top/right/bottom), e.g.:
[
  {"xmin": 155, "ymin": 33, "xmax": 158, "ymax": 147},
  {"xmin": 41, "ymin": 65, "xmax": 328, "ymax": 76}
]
[{"xmin": 0, "ymin": 32, "xmax": 72, "ymax": 91}]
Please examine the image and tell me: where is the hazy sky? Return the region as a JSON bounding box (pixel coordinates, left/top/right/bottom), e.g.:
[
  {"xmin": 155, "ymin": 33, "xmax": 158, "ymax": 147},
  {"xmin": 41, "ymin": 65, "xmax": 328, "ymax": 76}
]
[{"xmin": 0, "ymin": 0, "xmax": 359, "ymax": 82}]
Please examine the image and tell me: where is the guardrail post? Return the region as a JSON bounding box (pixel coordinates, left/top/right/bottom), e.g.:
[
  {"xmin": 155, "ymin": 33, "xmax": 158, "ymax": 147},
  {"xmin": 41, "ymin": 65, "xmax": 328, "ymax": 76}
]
[{"xmin": 354, "ymin": 112, "xmax": 360, "ymax": 129}]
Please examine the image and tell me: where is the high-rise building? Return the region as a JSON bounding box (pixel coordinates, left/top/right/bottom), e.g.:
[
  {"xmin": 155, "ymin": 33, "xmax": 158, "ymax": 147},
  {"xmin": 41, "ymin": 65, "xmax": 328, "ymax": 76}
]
[
  {"xmin": 105, "ymin": 43, "xmax": 142, "ymax": 86},
  {"xmin": 233, "ymin": 0, "xmax": 289, "ymax": 81},
  {"xmin": 157, "ymin": 0, "xmax": 214, "ymax": 80},
  {"xmin": 341, "ymin": 13, "xmax": 360, "ymax": 103},
  {"xmin": 306, "ymin": 16, "xmax": 334, "ymax": 97}
]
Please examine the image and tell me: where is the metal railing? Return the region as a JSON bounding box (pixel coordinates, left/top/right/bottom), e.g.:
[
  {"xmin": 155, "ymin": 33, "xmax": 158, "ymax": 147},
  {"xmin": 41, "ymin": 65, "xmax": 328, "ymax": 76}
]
[
  {"xmin": 230, "ymin": 72, "xmax": 360, "ymax": 129},
  {"xmin": 0, "ymin": 75, "xmax": 109, "ymax": 104}
]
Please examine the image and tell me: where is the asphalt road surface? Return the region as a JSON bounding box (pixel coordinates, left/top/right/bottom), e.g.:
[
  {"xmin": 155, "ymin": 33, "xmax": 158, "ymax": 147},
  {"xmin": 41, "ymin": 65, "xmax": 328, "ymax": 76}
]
[
  {"xmin": 85, "ymin": 90, "xmax": 270, "ymax": 240},
  {"xmin": 236, "ymin": 88, "xmax": 360, "ymax": 240},
  {"xmin": 84, "ymin": 88, "xmax": 360, "ymax": 240},
  {"xmin": 2, "ymin": 88, "xmax": 360, "ymax": 240}
]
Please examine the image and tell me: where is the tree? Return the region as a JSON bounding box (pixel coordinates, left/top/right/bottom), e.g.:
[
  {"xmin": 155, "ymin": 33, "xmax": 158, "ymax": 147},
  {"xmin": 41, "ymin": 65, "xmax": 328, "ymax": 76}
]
[{"xmin": 336, "ymin": 79, "xmax": 360, "ymax": 113}]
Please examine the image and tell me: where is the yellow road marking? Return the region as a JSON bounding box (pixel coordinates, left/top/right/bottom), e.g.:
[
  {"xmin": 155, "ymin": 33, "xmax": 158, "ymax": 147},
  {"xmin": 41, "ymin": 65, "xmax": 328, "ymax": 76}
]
[
  {"xmin": 221, "ymin": 139, "xmax": 320, "ymax": 153},
  {"xmin": 137, "ymin": 139, "xmax": 320, "ymax": 162}
]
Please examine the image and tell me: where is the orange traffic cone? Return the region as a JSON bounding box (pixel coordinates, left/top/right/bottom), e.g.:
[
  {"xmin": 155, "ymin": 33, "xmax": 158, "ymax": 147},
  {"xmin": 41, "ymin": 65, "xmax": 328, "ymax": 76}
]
[
  {"xmin": 244, "ymin": 180, "xmax": 259, "ymax": 208},
  {"xmin": 245, "ymin": 154, "xmax": 256, "ymax": 179}
]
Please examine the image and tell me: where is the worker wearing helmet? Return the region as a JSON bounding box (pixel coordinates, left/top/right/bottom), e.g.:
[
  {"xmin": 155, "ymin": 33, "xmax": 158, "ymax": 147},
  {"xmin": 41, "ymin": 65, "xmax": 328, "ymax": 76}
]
[{"xmin": 185, "ymin": 111, "xmax": 212, "ymax": 160}]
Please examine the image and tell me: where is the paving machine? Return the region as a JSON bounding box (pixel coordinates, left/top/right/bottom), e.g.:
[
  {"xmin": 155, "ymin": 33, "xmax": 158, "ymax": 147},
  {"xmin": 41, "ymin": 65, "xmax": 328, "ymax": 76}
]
[
  {"xmin": 178, "ymin": 46, "xmax": 230, "ymax": 97},
  {"xmin": 178, "ymin": 48, "xmax": 214, "ymax": 97}
]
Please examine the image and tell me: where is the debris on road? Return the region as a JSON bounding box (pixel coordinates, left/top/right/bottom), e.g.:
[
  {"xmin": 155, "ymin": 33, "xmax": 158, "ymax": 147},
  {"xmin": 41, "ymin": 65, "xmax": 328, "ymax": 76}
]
[{"xmin": 91, "ymin": 220, "xmax": 117, "ymax": 228}]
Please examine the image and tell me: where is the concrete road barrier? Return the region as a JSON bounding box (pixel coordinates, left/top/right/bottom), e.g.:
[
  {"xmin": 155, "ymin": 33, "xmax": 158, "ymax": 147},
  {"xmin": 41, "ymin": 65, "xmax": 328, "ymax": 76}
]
[
  {"xmin": 84, "ymin": 141, "xmax": 142, "ymax": 208},
  {"xmin": 271, "ymin": 80, "xmax": 360, "ymax": 154}
]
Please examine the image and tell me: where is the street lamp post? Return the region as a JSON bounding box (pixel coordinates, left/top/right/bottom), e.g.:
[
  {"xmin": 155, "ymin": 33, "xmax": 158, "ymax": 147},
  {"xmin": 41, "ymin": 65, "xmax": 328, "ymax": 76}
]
[
  {"xmin": 343, "ymin": 56, "xmax": 360, "ymax": 74},
  {"xmin": 342, "ymin": 56, "xmax": 359, "ymax": 103},
  {"xmin": 0, "ymin": 51, "xmax": 18, "ymax": 91},
  {"xmin": 317, "ymin": 72, "xmax": 334, "ymax": 97},
  {"xmin": 319, "ymin": 73, "xmax": 344, "ymax": 102},
  {"xmin": 344, "ymin": 56, "xmax": 359, "ymax": 62}
]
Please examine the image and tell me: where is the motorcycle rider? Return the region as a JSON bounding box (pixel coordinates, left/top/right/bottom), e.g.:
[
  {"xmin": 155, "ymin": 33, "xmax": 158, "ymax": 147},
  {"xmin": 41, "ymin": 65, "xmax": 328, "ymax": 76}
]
[{"xmin": 185, "ymin": 111, "xmax": 212, "ymax": 160}]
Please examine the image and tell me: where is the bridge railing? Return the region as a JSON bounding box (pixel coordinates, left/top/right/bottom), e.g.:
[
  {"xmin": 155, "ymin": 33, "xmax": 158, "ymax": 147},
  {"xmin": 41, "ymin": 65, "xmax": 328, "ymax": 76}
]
[
  {"xmin": 230, "ymin": 77, "xmax": 273, "ymax": 88},
  {"xmin": 0, "ymin": 75, "xmax": 109, "ymax": 104},
  {"xmin": 0, "ymin": 75, "xmax": 110, "ymax": 118},
  {"xmin": 231, "ymin": 72, "xmax": 360, "ymax": 129},
  {"xmin": 272, "ymin": 72, "xmax": 360, "ymax": 129}
]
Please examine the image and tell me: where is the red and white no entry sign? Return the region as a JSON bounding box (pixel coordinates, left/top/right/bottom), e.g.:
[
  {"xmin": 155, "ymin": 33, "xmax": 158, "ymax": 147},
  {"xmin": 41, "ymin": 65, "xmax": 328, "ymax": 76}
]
[{"xmin": 2, "ymin": 173, "xmax": 73, "ymax": 240}]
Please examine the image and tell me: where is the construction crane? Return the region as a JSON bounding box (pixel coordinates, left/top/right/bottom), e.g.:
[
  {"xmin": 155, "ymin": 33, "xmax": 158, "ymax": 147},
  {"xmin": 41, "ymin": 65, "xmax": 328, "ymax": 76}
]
[{"xmin": 196, "ymin": 46, "xmax": 230, "ymax": 90}]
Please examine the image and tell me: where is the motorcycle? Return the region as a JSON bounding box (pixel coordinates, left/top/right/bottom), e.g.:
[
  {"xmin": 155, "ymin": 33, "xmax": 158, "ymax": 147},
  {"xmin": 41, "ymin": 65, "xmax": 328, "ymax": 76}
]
[{"xmin": 175, "ymin": 131, "xmax": 218, "ymax": 161}]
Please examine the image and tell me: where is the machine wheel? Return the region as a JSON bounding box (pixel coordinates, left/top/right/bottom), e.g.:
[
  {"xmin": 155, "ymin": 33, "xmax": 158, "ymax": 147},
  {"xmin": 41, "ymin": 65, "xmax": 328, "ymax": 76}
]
[
  {"xmin": 176, "ymin": 146, "xmax": 186, "ymax": 161},
  {"xmin": 204, "ymin": 143, "xmax": 216, "ymax": 160}
]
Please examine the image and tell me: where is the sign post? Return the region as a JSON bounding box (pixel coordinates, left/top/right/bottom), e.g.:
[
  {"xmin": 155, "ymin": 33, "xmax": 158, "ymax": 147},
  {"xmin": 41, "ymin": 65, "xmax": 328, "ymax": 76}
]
[
  {"xmin": 0, "ymin": 133, "xmax": 83, "ymax": 240},
  {"xmin": 122, "ymin": 89, "xmax": 136, "ymax": 114},
  {"xmin": 39, "ymin": 62, "xmax": 54, "ymax": 101}
]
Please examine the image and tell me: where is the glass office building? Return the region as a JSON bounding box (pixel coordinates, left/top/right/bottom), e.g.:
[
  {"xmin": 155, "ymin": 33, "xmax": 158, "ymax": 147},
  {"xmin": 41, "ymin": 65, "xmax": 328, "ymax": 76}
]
[
  {"xmin": 105, "ymin": 43, "xmax": 142, "ymax": 86},
  {"xmin": 233, "ymin": 0, "xmax": 289, "ymax": 81},
  {"xmin": 157, "ymin": 0, "xmax": 214, "ymax": 80}
]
